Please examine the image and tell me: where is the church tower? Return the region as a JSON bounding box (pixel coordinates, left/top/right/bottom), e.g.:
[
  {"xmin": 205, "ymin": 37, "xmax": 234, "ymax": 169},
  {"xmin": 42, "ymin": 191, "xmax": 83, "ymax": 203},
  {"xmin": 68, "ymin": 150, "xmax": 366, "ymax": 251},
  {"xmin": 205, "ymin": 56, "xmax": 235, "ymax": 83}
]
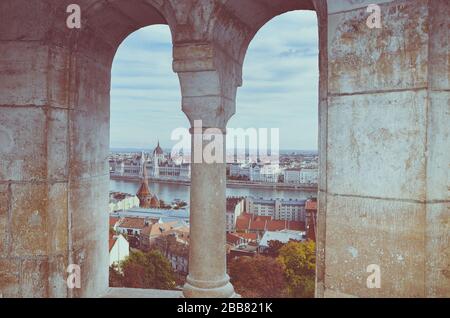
[
  {"xmin": 136, "ymin": 152, "xmax": 152, "ymax": 208},
  {"xmin": 152, "ymin": 140, "xmax": 164, "ymax": 177}
]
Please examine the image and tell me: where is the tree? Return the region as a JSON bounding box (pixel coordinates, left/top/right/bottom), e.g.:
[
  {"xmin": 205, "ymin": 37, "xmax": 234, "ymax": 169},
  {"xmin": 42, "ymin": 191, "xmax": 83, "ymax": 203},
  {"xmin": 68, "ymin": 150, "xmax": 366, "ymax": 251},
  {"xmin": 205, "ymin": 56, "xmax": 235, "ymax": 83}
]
[
  {"xmin": 265, "ymin": 239, "xmax": 302, "ymax": 258},
  {"xmin": 109, "ymin": 264, "xmax": 123, "ymax": 287},
  {"xmin": 277, "ymin": 240, "xmax": 316, "ymax": 298},
  {"xmin": 119, "ymin": 250, "xmax": 177, "ymax": 290},
  {"xmin": 265, "ymin": 240, "xmax": 286, "ymax": 257},
  {"xmin": 228, "ymin": 255, "xmax": 287, "ymax": 298},
  {"xmin": 153, "ymin": 234, "xmax": 177, "ymax": 258}
]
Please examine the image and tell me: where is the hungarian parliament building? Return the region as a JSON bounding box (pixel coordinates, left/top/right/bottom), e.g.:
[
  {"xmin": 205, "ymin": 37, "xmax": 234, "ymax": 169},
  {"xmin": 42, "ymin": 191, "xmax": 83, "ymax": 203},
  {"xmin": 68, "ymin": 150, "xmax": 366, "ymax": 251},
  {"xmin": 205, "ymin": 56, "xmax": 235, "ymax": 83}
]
[
  {"xmin": 109, "ymin": 142, "xmax": 191, "ymax": 180},
  {"xmin": 110, "ymin": 142, "xmax": 318, "ymax": 185}
]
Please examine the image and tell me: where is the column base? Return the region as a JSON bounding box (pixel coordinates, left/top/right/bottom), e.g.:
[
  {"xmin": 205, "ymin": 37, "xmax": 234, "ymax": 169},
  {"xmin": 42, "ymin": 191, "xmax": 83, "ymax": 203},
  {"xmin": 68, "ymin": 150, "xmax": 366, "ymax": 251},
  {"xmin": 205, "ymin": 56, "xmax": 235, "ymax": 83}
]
[{"xmin": 182, "ymin": 275, "xmax": 239, "ymax": 298}]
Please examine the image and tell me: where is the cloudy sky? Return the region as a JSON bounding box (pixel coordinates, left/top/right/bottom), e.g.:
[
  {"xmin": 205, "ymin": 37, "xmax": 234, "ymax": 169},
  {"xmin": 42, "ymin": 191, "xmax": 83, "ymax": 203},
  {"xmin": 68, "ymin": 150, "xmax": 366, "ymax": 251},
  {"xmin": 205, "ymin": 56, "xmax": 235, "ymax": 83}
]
[{"xmin": 110, "ymin": 10, "xmax": 318, "ymax": 151}]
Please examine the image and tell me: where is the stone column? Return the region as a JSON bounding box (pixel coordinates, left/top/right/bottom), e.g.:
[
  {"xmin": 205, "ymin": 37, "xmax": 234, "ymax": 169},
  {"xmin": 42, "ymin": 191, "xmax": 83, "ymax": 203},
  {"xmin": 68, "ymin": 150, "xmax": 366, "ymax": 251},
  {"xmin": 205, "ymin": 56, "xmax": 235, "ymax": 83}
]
[
  {"xmin": 183, "ymin": 125, "xmax": 237, "ymax": 298},
  {"xmin": 174, "ymin": 45, "xmax": 240, "ymax": 297}
]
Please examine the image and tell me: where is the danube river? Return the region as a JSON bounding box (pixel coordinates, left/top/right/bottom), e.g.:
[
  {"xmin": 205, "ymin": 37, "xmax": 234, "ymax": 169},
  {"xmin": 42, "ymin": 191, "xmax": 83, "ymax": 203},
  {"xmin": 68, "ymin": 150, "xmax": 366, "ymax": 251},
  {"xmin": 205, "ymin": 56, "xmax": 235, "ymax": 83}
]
[{"xmin": 110, "ymin": 179, "xmax": 317, "ymax": 203}]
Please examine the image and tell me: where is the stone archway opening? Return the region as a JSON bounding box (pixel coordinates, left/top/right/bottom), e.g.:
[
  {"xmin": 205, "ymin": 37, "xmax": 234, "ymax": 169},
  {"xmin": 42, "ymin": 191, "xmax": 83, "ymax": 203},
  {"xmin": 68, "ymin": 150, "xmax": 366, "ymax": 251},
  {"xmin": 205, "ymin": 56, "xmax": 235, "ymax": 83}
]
[
  {"xmin": 108, "ymin": 23, "xmax": 190, "ymax": 292},
  {"xmin": 63, "ymin": 1, "xmax": 181, "ymax": 298},
  {"xmin": 226, "ymin": 9, "xmax": 320, "ymax": 298},
  {"xmin": 232, "ymin": 9, "xmax": 319, "ymax": 158}
]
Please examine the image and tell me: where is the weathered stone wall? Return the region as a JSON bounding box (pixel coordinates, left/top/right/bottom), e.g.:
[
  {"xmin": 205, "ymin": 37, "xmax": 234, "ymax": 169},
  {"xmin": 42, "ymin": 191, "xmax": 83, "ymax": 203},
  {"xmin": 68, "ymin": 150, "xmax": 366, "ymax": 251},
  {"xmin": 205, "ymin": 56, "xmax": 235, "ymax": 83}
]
[
  {"xmin": 0, "ymin": 1, "xmax": 71, "ymax": 297},
  {"xmin": 425, "ymin": 0, "xmax": 450, "ymax": 297},
  {"xmin": 0, "ymin": 0, "xmax": 448, "ymax": 298},
  {"xmin": 322, "ymin": 0, "xmax": 449, "ymax": 297},
  {"xmin": 0, "ymin": 0, "xmax": 167, "ymax": 297}
]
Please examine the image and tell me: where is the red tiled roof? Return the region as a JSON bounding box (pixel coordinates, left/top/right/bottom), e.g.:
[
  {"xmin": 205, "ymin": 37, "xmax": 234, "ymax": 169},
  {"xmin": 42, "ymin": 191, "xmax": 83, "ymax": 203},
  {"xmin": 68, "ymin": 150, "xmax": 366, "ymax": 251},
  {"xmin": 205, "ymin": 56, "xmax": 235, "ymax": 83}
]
[
  {"xmin": 266, "ymin": 220, "xmax": 286, "ymax": 231},
  {"xmin": 136, "ymin": 181, "xmax": 151, "ymax": 197},
  {"xmin": 117, "ymin": 217, "xmax": 147, "ymax": 229},
  {"xmin": 250, "ymin": 219, "xmax": 266, "ymax": 231},
  {"xmin": 305, "ymin": 200, "xmax": 317, "ymax": 210},
  {"xmin": 236, "ymin": 214, "xmax": 251, "ymax": 231},
  {"xmin": 140, "ymin": 221, "xmax": 185, "ymax": 238},
  {"xmin": 149, "ymin": 222, "xmax": 175, "ymax": 237},
  {"xmin": 140, "ymin": 225, "xmax": 152, "ymax": 236},
  {"xmin": 226, "ymin": 197, "xmax": 244, "ymax": 212},
  {"xmin": 233, "ymin": 232, "xmax": 258, "ymax": 241},
  {"xmin": 110, "ymin": 217, "xmax": 120, "ymax": 228},
  {"xmin": 109, "ymin": 233, "xmax": 116, "ymax": 251},
  {"xmin": 235, "ymin": 213, "xmax": 305, "ymax": 232},
  {"xmin": 266, "ymin": 220, "xmax": 305, "ymax": 231},
  {"xmin": 226, "ymin": 233, "xmax": 242, "ymax": 245},
  {"xmin": 253, "ymin": 215, "xmax": 272, "ymax": 222},
  {"xmin": 286, "ymin": 221, "xmax": 305, "ymax": 231}
]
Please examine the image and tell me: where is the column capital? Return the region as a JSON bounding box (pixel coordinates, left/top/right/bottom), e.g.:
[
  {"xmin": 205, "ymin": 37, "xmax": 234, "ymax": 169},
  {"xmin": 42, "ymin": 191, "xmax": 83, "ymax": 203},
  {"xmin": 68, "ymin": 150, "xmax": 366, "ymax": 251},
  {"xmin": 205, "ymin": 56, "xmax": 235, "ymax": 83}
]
[
  {"xmin": 181, "ymin": 93, "xmax": 235, "ymax": 130},
  {"xmin": 173, "ymin": 41, "xmax": 243, "ymax": 129}
]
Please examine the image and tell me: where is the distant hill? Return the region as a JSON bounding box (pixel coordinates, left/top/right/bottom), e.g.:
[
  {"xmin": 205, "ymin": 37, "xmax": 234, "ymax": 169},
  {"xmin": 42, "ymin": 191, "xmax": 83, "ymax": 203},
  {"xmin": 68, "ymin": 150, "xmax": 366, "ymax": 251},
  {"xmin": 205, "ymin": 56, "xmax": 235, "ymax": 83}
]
[{"xmin": 280, "ymin": 149, "xmax": 318, "ymax": 155}]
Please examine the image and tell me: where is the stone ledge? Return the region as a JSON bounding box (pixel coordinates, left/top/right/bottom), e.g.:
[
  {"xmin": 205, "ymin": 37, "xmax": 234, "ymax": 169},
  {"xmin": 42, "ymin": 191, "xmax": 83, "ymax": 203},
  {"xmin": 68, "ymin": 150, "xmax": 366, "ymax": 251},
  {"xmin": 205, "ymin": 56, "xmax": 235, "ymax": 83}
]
[{"xmin": 102, "ymin": 288, "xmax": 183, "ymax": 298}]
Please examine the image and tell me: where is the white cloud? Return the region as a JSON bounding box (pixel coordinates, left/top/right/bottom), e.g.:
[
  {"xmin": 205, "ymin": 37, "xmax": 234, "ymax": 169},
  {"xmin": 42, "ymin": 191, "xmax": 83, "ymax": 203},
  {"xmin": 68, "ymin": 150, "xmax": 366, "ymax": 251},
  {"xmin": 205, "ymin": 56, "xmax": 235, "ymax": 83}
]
[{"xmin": 110, "ymin": 10, "xmax": 319, "ymax": 150}]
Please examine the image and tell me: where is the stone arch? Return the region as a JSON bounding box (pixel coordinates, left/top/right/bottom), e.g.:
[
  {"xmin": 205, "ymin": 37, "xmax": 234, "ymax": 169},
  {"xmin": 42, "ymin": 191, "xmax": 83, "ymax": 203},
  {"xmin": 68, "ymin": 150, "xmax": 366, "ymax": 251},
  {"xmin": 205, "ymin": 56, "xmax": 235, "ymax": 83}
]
[
  {"xmin": 47, "ymin": 0, "xmax": 175, "ymax": 66},
  {"xmin": 63, "ymin": 0, "xmax": 327, "ymax": 298},
  {"xmin": 206, "ymin": 0, "xmax": 328, "ymax": 298},
  {"xmin": 215, "ymin": 0, "xmax": 317, "ymax": 65},
  {"xmin": 0, "ymin": 0, "xmax": 183, "ymax": 298},
  {"xmin": 57, "ymin": 0, "xmax": 183, "ymax": 298}
]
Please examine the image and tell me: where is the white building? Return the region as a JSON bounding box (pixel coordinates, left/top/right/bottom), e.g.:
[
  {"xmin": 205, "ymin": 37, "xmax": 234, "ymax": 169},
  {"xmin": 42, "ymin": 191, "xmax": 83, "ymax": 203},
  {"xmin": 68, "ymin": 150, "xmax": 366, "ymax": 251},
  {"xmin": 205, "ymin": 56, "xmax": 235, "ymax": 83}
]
[
  {"xmin": 228, "ymin": 162, "xmax": 280, "ymax": 183},
  {"xmin": 229, "ymin": 163, "xmax": 242, "ymax": 176},
  {"xmin": 283, "ymin": 167, "xmax": 318, "ymax": 185},
  {"xmin": 283, "ymin": 168, "xmax": 301, "ymax": 184},
  {"xmin": 122, "ymin": 160, "xmax": 141, "ymax": 176},
  {"xmin": 109, "ymin": 234, "xmax": 129, "ymax": 267},
  {"xmin": 116, "ymin": 217, "xmax": 150, "ymax": 236},
  {"xmin": 299, "ymin": 168, "xmax": 318, "ymax": 184},
  {"xmin": 166, "ymin": 244, "xmax": 189, "ymax": 275},
  {"xmin": 111, "ymin": 207, "xmax": 190, "ymax": 224},
  {"xmin": 109, "ymin": 143, "xmax": 191, "ymax": 180},
  {"xmin": 246, "ymin": 197, "xmax": 306, "ymax": 222},
  {"xmin": 226, "ymin": 197, "xmax": 245, "ymax": 232},
  {"xmin": 109, "ymin": 192, "xmax": 140, "ymax": 213},
  {"xmin": 250, "ymin": 163, "xmax": 280, "ymax": 183},
  {"xmin": 157, "ymin": 162, "xmax": 191, "ymax": 179},
  {"xmin": 258, "ymin": 230, "xmax": 305, "ymax": 253},
  {"xmin": 228, "ymin": 163, "xmax": 250, "ymax": 178}
]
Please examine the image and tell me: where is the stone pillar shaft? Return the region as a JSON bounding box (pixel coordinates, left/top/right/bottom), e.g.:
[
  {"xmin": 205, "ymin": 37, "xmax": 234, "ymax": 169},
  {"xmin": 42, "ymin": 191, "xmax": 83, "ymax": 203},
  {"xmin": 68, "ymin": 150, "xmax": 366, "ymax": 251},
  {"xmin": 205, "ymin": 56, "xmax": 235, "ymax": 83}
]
[{"xmin": 183, "ymin": 129, "xmax": 236, "ymax": 298}]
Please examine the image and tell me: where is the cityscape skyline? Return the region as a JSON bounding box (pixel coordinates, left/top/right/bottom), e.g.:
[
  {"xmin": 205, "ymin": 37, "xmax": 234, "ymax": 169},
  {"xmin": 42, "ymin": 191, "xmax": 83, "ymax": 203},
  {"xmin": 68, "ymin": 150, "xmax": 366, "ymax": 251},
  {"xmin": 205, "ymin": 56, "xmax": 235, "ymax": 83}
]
[{"xmin": 110, "ymin": 147, "xmax": 319, "ymax": 153}]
